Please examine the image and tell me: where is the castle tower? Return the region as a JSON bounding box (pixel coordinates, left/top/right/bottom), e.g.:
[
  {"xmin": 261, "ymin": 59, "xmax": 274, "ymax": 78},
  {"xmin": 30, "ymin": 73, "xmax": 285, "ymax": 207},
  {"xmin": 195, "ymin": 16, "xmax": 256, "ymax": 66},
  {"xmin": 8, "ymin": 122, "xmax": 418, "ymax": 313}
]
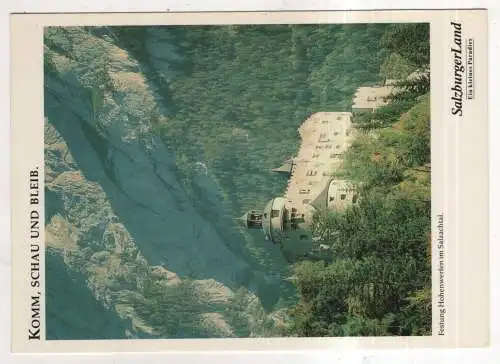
[{"xmin": 239, "ymin": 197, "xmax": 314, "ymax": 261}]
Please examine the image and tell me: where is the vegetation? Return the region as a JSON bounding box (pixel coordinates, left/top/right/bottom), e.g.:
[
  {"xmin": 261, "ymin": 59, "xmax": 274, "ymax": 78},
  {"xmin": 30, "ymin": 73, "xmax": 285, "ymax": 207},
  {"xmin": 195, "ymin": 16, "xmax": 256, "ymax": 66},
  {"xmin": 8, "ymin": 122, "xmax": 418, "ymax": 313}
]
[
  {"xmin": 113, "ymin": 24, "xmax": 392, "ymax": 214},
  {"xmin": 111, "ymin": 24, "xmax": 398, "ymax": 304},
  {"xmin": 44, "ymin": 27, "xmax": 281, "ymax": 339},
  {"xmin": 380, "ymin": 23, "xmax": 430, "ymax": 70},
  {"xmin": 284, "ymin": 24, "xmax": 431, "ymax": 337},
  {"xmin": 44, "ymin": 23, "xmax": 431, "ymax": 338},
  {"xmin": 127, "ymin": 279, "xmax": 219, "ymax": 338}
]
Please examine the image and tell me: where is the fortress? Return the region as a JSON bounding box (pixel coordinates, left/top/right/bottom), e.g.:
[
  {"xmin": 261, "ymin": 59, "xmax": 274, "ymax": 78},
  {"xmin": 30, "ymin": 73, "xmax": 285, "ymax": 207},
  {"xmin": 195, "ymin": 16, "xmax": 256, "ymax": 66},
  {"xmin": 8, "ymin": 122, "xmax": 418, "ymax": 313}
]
[{"xmin": 239, "ymin": 82, "xmax": 396, "ymax": 261}]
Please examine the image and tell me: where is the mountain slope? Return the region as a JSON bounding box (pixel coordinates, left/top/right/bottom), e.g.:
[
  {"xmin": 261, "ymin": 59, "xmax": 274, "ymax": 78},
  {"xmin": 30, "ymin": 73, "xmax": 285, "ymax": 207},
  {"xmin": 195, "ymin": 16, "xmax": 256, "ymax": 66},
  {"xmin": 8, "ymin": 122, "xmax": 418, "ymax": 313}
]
[{"xmin": 44, "ymin": 27, "xmax": 280, "ymax": 338}]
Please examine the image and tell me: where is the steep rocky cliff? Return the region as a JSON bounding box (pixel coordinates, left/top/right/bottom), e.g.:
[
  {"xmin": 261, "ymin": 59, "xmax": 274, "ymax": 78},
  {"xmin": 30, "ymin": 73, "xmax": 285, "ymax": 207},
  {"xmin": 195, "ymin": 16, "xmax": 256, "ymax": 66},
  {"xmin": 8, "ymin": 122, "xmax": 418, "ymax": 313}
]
[{"xmin": 44, "ymin": 27, "xmax": 286, "ymax": 338}]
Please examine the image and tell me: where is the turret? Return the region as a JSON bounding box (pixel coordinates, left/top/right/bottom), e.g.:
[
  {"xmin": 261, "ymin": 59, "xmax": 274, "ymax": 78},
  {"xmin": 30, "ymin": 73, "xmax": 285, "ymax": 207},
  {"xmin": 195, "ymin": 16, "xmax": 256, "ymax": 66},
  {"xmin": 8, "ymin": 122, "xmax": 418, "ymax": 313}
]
[
  {"xmin": 237, "ymin": 210, "xmax": 263, "ymax": 229},
  {"xmin": 239, "ymin": 196, "xmax": 315, "ymax": 261}
]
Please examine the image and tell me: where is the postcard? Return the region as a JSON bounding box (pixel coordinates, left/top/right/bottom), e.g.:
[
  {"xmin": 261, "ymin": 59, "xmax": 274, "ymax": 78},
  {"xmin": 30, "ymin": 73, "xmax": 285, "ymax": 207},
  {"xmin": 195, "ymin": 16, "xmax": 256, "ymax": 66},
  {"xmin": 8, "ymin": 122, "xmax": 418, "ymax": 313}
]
[{"xmin": 10, "ymin": 9, "xmax": 488, "ymax": 352}]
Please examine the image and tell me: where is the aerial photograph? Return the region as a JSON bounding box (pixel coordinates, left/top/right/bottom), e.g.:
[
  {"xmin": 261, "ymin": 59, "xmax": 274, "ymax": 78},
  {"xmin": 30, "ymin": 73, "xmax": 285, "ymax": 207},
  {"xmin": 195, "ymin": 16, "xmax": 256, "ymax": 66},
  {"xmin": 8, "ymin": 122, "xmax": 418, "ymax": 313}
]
[{"xmin": 44, "ymin": 23, "xmax": 431, "ymax": 339}]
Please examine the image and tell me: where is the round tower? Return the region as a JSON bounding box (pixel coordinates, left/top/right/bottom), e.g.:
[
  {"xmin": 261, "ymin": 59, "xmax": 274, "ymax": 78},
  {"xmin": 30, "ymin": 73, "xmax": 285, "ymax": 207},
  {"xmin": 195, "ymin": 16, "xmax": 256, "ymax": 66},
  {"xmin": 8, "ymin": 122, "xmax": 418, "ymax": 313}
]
[{"xmin": 239, "ymin": 197, "xmax": 313, "ymax": 261}]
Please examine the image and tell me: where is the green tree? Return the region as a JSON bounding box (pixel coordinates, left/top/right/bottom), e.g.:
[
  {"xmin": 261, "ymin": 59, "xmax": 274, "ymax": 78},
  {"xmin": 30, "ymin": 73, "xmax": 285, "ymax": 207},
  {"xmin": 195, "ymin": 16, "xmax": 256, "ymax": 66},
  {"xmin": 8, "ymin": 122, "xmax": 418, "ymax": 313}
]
[{"xmin": 380, "ymin": 23, "xmax": 430, "ymax": 69}]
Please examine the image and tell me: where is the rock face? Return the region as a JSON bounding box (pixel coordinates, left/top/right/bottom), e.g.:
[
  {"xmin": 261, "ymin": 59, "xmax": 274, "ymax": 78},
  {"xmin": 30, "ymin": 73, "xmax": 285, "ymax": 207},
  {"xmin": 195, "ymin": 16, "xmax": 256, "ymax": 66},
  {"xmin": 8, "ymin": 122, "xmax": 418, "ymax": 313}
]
[{"xmin": 44, "ymin": 27, "xmax": 282, "ymax": 338}]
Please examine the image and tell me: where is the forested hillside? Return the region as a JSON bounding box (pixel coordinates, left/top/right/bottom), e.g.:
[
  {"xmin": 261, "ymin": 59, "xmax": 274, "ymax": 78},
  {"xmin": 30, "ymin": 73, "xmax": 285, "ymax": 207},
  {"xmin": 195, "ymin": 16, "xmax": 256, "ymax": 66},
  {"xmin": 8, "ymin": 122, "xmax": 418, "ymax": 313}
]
[
  {"xmin": 284, "ymin": 24, "xmax": 431, "ymax": 336},
  {"xmin": 111, "ymin": 24, "xmax": 396, "ymax": 304},
  {"xmin": 44, "ymin": 22, "xmax": 430, "ymax": 338},
  {"xmin": 113, "ymin": 24, "xmax": 392, "ymax": 211}
]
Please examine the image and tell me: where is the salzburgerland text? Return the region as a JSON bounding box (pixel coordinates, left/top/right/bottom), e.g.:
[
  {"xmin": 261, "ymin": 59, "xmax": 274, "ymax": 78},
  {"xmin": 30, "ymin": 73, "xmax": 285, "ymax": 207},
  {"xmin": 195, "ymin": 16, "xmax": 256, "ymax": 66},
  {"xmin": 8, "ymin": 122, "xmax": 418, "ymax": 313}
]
[
  {"xmin": 450, "ymin": 21, "xmax": 465, "ymax": 117},
  {"xmin": 28, "ymin": 167, "xmax": 41, "ymax": 340},
  {"xmin": 437, "ymin": 214, "xmax": 446, "ymax": 336}
]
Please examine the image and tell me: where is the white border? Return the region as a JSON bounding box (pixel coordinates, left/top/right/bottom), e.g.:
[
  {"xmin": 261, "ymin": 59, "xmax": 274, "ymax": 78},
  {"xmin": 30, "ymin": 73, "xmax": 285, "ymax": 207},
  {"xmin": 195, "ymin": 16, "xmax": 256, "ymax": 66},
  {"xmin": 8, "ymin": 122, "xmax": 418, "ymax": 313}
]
[{"xmin": 2, "ymin": 0, "xmax": 499, "ymax": 363}]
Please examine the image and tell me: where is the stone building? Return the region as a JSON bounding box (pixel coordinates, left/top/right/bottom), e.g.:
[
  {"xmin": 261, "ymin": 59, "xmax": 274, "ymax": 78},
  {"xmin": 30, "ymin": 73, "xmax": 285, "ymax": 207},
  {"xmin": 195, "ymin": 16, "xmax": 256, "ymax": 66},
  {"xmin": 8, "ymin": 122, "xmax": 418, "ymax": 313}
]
[
  {"xmin": 351, "ymin": 85, "xmax": 396, "ymax": 114},
  {"xmin": 239, "ymin": 71, "xmax": 430, "ymax": 261},
  {"xmin": 352, "ymin": 70, "xmax": 429, "ymax": 114},
  {"xmin": 239, "ymin": 112, "xmax": 358, "ymax": 261}
]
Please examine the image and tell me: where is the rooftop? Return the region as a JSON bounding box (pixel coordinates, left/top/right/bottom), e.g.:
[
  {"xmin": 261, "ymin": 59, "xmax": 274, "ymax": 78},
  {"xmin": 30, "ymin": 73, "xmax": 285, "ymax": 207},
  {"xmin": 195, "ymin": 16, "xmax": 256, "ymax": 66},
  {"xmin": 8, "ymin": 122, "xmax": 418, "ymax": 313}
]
[
  {"xmin": 283, "ymin": 112, "xmax": 355, "ymax": 216},
  {"xmin": 352, "ymin": 85, "xmax": 396, "ymax": 111}
]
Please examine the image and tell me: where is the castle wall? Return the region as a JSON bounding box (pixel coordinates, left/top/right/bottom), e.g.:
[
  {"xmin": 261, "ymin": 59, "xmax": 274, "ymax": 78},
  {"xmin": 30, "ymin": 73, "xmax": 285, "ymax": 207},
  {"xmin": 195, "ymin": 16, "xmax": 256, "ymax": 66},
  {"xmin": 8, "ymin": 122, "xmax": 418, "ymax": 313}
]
[
  {"xmin": 284, "ymin": 112, "xmax": 356, "ymax": 226},
  {"xmin": 327, "ymin": 179, "xmax": 357, "ymax": 209},
  {"xmin": 352, "ymin": 85, "xmax": 396, "ymax": 112},
  {"xmin": 254, "ymin": 75, "xmax": 429, "ymax": 259}
]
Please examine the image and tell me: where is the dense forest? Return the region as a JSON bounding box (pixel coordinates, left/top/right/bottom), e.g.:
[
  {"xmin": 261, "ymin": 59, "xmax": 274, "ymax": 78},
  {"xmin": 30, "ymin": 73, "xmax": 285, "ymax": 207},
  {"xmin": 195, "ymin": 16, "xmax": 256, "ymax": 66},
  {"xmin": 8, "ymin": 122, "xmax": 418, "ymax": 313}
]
[
  {"xmin": 111, "ymin": 24, "xmax": 402, "ymax": 302},
  {"xmin": 284, "ymin": 24, "xmax": 431, "ymax": 337},
  {"xmin": 111, "ymin": 23, "xmax": 431, "ymax": 336},
  {"xmin": 44, "ymin": 22, "xmax": 431, "ymax": 338},
  {"xmin": 112, "ymin": 23, "xmax": 394, "ymax": 212}
]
